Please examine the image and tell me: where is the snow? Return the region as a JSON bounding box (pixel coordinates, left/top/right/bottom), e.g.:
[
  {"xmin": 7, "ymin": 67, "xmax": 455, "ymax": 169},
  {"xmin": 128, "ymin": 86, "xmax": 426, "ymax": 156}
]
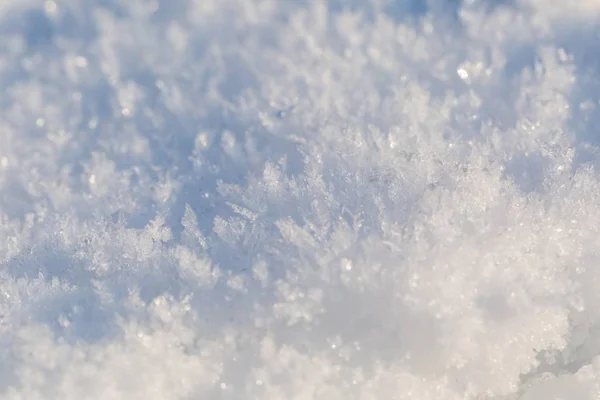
[{"xmin": 1, "ymin": 0, "xmax": 600, "ymax": 398}]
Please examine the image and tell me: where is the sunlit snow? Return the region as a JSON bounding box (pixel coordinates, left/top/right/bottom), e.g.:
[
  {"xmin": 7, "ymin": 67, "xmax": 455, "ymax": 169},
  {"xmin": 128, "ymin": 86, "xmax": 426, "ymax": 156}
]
[{"xmin": 1, "ymin": 0, "xmax": 600, "ymax": 398}]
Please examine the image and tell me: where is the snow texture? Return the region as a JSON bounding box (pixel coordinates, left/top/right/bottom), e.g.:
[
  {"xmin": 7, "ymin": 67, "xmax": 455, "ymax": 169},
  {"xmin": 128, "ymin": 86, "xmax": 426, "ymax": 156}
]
[{"xmin": 1, "ymin": 0, "xmax": 600, "ymax": 398}]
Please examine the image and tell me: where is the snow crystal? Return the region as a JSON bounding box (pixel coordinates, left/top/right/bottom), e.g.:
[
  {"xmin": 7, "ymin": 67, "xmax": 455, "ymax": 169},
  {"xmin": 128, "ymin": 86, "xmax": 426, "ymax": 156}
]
[{"xmin": 1, "ymin": 0, "xmax": 600, "ymax": 398}]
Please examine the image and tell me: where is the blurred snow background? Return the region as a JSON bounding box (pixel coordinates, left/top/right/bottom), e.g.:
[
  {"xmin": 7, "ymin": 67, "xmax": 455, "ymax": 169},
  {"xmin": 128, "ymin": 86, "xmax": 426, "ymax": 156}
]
[{"xmin": 1, "ymin": 0, "xmax": 600, "ymax": 398}]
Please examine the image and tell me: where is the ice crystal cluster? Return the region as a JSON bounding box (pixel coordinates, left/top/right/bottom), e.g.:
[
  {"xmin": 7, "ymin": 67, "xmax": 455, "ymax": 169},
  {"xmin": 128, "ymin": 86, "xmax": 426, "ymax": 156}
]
[{"xmin": 1, "ymin": 0, "xmax": 600, "ymax": 398}]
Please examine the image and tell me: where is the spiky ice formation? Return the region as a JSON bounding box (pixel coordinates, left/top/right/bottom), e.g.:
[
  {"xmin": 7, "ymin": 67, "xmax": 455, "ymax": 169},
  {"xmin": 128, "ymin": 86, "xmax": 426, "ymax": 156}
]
[{"xmin": 1, "ymin": 0, "xmax": 600, "ymax": 399}]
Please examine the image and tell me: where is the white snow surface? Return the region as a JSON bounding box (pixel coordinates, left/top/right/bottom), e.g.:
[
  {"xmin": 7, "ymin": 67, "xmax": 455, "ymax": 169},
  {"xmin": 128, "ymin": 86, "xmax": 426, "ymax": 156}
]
[{"xmin": 1, "ymin": 0, "xmax": 600, "ymax": 398}]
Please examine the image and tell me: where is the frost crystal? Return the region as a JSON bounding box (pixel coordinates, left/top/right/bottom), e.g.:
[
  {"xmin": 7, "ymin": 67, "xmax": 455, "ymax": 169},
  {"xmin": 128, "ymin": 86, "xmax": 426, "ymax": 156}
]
[{"xmin": 1, "ymin": 0, "xmax": 600, "ymax": 398}]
